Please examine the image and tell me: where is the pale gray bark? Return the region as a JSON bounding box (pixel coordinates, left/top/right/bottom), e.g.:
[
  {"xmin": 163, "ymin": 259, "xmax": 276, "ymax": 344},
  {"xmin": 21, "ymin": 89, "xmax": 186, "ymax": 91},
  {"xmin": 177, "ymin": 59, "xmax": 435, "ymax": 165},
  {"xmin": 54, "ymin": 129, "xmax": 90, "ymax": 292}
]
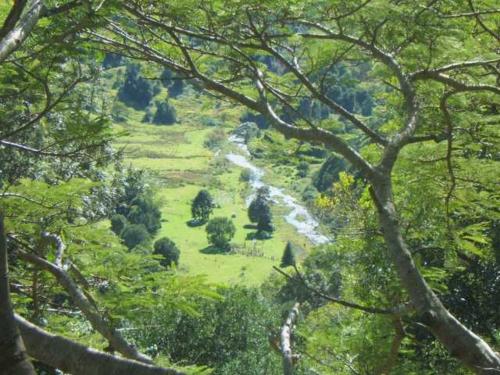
[
  {"xmin": 0, "ymin": 0, "xmax": 43, "ymax": 63},
  {"xmin": 281, "ymin": 303, "xmax": 300, "ymax": 375},
  {"xmin": 16, "ymin": 315, "xmax": 184, "ymax": 375},
  {"xmin": 14, "ymin": 246, "xmax": 153, "ymax": 364}
]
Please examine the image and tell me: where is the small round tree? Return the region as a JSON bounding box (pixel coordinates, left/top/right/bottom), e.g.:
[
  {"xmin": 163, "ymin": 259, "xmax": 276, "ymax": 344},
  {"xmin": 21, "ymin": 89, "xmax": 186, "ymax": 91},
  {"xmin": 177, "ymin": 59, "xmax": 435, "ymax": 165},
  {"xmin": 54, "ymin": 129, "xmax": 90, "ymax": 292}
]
[
  {"xmin": 110, "ymin": 214, "xmax": 128, "ymax": 236},
  {"xmin": 191, "ymin": 189, "xmax": 214, "ymax": 223},
  {"xmin": 248, "ymin": 186, "xmax": 270, "ymax": 223},
  {"xmin": 153, "ymin": 101, "xmax": 177, "ymax": 125},
  {"xmin": 153, "ymin": 237, "xmax": 180, "ymax": 267},
  {"xmin": 280, "ymin": 241, "xmax": 296, "ymax": 268},
  {"xmin": 206, "ymin": 217, "xmax": 236, "ymax": 251},
  {"xmin": 121, "ymin": 224, "xmax": 151, "ymax": 250},
  {"xmin": 117, "ymin": 64, "xmax": 154, "ymax": 110}
]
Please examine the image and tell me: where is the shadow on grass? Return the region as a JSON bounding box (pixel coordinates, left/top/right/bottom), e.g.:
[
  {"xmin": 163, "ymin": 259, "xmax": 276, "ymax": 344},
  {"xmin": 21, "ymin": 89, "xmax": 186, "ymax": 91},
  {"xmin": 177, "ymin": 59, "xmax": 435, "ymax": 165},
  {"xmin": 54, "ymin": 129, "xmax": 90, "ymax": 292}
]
[
  {"xmin": 186, "ymin": 219, "xmax": 206, "ymax": 228},
  {"xmin": 200, "ymin": 245, "xmax": 229, "ymax": 255},
  {"xmin": 245, "ymin": 231, "xmax": 273, "ymax": 241},
  {"xmin": 243, "ymin": 224, "xmax": 258, "ymax": 230}
]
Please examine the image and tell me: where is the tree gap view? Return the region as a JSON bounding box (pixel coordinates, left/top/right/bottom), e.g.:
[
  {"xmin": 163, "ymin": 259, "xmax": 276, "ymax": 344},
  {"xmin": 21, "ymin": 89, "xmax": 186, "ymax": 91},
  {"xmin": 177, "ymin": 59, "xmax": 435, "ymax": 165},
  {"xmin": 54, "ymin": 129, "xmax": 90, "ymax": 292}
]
[{"xmin": 0, "ymin": 1, "xmax": 499, "ymax": 374}]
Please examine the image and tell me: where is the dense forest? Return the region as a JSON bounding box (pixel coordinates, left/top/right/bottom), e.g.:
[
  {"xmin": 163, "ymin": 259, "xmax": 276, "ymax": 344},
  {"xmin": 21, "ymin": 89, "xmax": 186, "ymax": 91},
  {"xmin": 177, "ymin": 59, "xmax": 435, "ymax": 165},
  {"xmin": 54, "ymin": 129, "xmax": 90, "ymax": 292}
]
[{"xmin": 0, "ymin": 1, "xmax": 499, "ymax": 374}]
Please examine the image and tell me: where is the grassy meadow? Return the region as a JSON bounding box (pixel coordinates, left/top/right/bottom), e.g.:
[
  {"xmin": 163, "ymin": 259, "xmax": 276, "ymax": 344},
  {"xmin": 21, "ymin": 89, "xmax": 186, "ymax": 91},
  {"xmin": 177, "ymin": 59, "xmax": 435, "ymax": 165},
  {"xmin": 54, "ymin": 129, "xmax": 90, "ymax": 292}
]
[{"xmin": 111, "ymin": 90, "xmax": 313, "ymax": 285}]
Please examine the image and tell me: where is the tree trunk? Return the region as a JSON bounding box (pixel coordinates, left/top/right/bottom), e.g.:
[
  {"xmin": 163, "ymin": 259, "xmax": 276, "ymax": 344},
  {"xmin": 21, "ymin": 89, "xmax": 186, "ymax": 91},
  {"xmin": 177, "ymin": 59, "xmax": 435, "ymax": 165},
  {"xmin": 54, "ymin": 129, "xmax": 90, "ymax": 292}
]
[
  {"xmin": 0, "ymin": 214, "xmax": 36, "ymax": 375},
  {"xmin": 281, "ymin": 302, "xmax": 300, "ymax": 375},
  {"xmin": 372, "ymin": 176, "xmax": 500, "ymax": 374}
]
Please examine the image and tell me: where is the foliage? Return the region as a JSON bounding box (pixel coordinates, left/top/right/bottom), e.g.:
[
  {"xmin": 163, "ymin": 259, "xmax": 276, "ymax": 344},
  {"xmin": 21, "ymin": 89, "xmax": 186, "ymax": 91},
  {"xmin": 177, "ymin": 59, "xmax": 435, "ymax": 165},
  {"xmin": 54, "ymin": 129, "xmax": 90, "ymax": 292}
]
[
  {"xmin": 191, "ymin": 189, "xmax": 214, "ymax": 223},
  {"xmin": 203, "ymin": 128, "xmax": 226, "ymax": 150},
  {"xmin": 248, "ymin": 187, "xmax": 274, "ymax": 235},
  {"xmin": 239, "ymin": 169, "xmax": 253, "ymax": 182},
  {"xmin": 296, "ymin": 161, "xmax": 309, "ymax": 178},
  {"xmin": 117, "ymin": 64, "xmax": 155, "ymax": 110},
  {"xmin": 121, "ymin": 224, "xmax": 151, "ymax": 250},
  {"xmin": 110, "ymin": 214, "xmax": 127, "ymax": 236},
  {"xmin": 168, "ymin": 79, "xmax": 184, "ymax": 98},
  {"xmin": 205, "ymin": 217, "xmax": 236, "ymax": 250},
  {"xmin": 102, "ymin": 53, "xmax": 123, "ymax": 69},
  {"xmin": 247, "ymin": 187, "xmax": 270, "ymax": 223},
  {"xmin": 153, "ymin": 237, "xmax": 180, "ymax": 267},
  {"xmin": 152, "ymin": 101, "xmax": 177, "ymax": 125},
  {"xmin": 130, "ymin": 286, "xmax": 281, "ymax": 374}
]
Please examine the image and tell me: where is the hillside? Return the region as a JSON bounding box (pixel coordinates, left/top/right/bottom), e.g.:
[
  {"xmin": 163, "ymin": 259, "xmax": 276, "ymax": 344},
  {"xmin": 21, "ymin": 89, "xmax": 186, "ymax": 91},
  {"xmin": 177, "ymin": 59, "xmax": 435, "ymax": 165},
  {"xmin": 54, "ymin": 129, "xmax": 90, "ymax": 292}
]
[{"xmin": 108, "ymin": 70, "xmax": 317, "ymax": 284}]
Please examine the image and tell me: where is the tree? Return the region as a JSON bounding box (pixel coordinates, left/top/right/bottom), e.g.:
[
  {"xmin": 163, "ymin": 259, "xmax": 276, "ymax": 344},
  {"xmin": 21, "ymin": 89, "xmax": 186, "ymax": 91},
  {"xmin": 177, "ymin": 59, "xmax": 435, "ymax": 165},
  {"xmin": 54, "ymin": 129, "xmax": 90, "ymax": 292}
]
[
  {"xmin": 110, "ymin": 214, "xmax": 128, "ymax": 236},
  {"xmin": 256, "ymin": 203, "xmax": 274, "ymax": 234},
  {"xmin": 168, "ymin": 79, "xmax": 184, "ymax": 98},
  {"xmin": 206, "ymin": 217, "xmax": 235, "ymax": 251},
  {"xmin": 248, "ymin": 187, "xmax": 270, "ymax": 223},
  {"xmin": 296, "ymin": 161, "xmax": 309, "ymax": 178},
  {"xmin": 152, "ymin": 101, "xmax": 177, "ymax": 125},
  {"xmin": 117, "ymin": 64, "xmax": 154, "ymax": 110},
  {"xmin": 154, "ymin": 237, "xmax": 180, "ymax": 267},
  {"xmin": 103, "ymin": 2, "xmax": 500, "ymax": 370},
  {"xmin": 121, "ymin": 224, "xmax": 151, "ymax": 250},
  {"xmin": 191, "ymin": 190, "xmax": 214, "ymax": 224},
  {"xmin": 126, "ymin": 195, "xmax": 162, "ymax": 234},
  {"xmin": 248, "ymin": 187, "xmax": 274, "ymax": 235},
  {"xmin": 280, "ymin": 242, "xmax": 296, "ymax": 268}
]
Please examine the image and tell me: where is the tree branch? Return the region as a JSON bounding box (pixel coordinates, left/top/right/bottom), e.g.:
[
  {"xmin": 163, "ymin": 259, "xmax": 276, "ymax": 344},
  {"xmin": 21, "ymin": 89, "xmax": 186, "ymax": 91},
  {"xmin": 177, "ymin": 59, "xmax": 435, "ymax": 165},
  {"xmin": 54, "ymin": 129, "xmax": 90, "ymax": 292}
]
[
  {"xmin": 281, "ymin": 302, "xmax": 300, "ymax": 375},
  {"xmin": 10, "ymin": 237, "xmax": 152, "ymax": 364},
  {"xmin": 0, "ymin": 0, "xmax": 43, "ymax": 63},
  {"xmin": 16, "ymin": 314, "xmax": 184, "ymax": 375},
  {"xmin": 272, "ymin": 266, "xmax": 408, "ymax": 315}
]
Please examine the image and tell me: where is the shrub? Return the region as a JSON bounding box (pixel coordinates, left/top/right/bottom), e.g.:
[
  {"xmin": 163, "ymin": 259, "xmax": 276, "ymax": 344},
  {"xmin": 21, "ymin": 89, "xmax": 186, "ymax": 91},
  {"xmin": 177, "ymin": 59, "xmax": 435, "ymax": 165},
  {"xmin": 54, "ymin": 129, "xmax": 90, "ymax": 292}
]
[
  {"xmin": 121, "ymin": 224, "xmax": 151, "ymax": 250},
  {"xmin": 153, "ymin": 237, "xmax": 180, "ymax": 267},
  {"xmin": 153, "ymin": 101, "xmax": 176, "ymax": 125},
  {"xmin": 206, "ymin": 217, "xmax": 236, "ymax": 250},
  {"xmin": 239, "ymin": 169, "xmax": 253, "ymax": 182},
  {"xmin": 191, "ymin": 190, "xmax": 214, "ymax": 223},
  {"xmin": 297, "ymin": 161, "xmax": 309, "ymax": 178},
  {"xmin": 117, "ymin": 64, "xmax": 154, "ymax": 110},
  {"xmin": 110, "ymin": 214, "xmax": 127, "ymax": 235},
  {"xmin": 102, "ymin": 53, "xmax": 123, "ymax": 69},
  {"xmin": 203, "ymin": 128, "xmax": 226, "ymax": 150},
  {"xmin": 126, "ymin": 195, "xmax": 162, "ymax": 235},
  {"xmin": 168, "ymin": 79, "xmax": 184, "ymax": 97}
]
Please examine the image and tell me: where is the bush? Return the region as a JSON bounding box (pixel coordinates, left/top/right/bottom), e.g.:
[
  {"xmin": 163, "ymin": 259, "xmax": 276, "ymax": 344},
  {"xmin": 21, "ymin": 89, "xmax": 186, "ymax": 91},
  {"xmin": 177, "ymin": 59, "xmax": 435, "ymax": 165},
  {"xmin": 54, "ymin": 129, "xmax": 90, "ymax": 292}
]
[
  {"xmin": 121, "ymin": 224, "xmax": 151, "ymax": 250},
  {"xmin": 200, "ymin": 116, "xmax": 222, "ymax": 127},
  {"xmin": 206, "ymin": 217, "xmax": 236, "ymax": 250},
  {"xmin": 110, "ymin": 214, "xmax": 128, "ymax": 235},
  {"xmin": 297, "ymin": 161, "xmax": 309, "ymax": 178},
  {"xmin": 153, "ymin": 101, "xmax": 176, "ymax": 125},
  {"xmin": 191, "ymin": 190, "xmax": 214, "ymax": 223},
  {"xmin": 126, "ymin": 195, "xmax": 162, "ymax": 234},
  {"xmin": 117, "ymin": 64, "xmax": 154, "ymax": 110},
  {"xmin": 203, "ymin": 128, "xmax": 226, "ymax": 150},
  {"xmin": 239, "ymin": 169, "xmax": 253, "ymax": 182},
  {"xmin": 153, "ymin": 237, "xmax": 180, "ymax": 267},
  {"xmin": 168, "ymin": 79, "xmax": 184, "ymax": 97},
  {"xmin": 102, "ymin": 53, "xmax": 123, "ymax": 69}
]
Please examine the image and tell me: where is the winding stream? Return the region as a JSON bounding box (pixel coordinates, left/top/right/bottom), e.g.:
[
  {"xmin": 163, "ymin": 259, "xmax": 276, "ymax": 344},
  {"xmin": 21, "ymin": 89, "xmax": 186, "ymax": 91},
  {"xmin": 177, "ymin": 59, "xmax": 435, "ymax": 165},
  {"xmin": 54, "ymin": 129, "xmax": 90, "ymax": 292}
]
[{"xmin": 226, "ymin": 134, "xmax": 330, "ymax": 245}]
